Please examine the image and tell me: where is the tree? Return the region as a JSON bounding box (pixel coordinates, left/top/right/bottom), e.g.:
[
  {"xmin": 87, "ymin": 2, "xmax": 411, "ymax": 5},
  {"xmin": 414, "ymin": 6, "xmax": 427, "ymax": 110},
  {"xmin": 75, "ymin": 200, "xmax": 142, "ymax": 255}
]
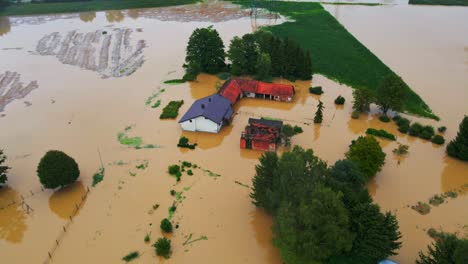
[
  {"xmin": 314, "ymin": 100, "xmax": 324, "ymax": 124},
  {"xmin": 227, "ymin": 36, "xmax": 246, "ymax": 76},
  {"xmin": 376, "ymin": 74, "xmax": 407, "ymax": 114},
  {"xmin": 153, "ymin": 237, "xmax": 171, "ymax": 258},
  {"xmin": 255, "ymin": 52, "xmax": 272, "ymax": 81},
  {"xmin": 0, "ymin": 0, "xmax": 9, "ymax": 11},
  {"xmin": 273, "ymin": 184, "xmax": 354, "ymax": 263},
  {"xmin": 184, "ymin": 26, "xmax": 225, "ymax": 76},
  {"xmin": 329, "ymin": 160, "xmax": 366, "ymax": 191},
  {"xmin": 0, "ymin": 149, "xmax": 9, "ymax": 186},
  {"xmin": 280, "ymin": 124, "xmax": 297, "ymax": 147},
  {"xmin": 352, "ymin": 88, "xmax": 374, "ymax": 113},
  {"xmin": 37, "ymin": 150, "xmax": 80, "ymax": 189},
  {"xmin": 417, "ymin": 233, "xmax": 467, "ymax": 264},
  {"xmin": 160, "ymin": 218, "xmax": 173, "ymax": 233},
  {"xmin": 250, "ymin": 151, "xmax": 278, "ymax": 213},
  {"xmin": 241, "ymin": 33, "xmax": 259, "ymax": 75},
  {"xmin": 346, "ymin": 136, "xmax": 386, "ymax": 180},
  {"xmin": 447, "ymin": 116, "xmax": 468, "ymax": 161}
]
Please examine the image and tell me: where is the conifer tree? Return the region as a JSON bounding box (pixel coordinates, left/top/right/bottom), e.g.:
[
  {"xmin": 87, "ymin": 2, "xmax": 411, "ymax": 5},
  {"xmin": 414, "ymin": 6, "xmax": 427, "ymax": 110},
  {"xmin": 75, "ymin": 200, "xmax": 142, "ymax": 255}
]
[
  {"xmin": 227, "ymin": 36, "xmax": 246, "ymax": 76},
  {"xmin": 447, "ymin": 116, "xmax": 468, "ymax": 161},
  {"xmin": 314, "ymin": 100, "xmax": 324, "ymax": 124},
  {"xmin": 255, "ymin": 53, "xmax": 272, "ymax": 81},
  {"xmin": 241, "ymin": 33, "xmax": 259, "ymax": 75}
]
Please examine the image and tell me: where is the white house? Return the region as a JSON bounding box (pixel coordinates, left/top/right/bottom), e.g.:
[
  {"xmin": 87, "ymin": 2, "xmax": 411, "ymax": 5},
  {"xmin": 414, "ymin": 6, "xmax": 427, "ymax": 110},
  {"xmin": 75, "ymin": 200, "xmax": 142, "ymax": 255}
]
[{"xmin": 179, "ymin": 94, "xmax": 233, "ymax": 133}]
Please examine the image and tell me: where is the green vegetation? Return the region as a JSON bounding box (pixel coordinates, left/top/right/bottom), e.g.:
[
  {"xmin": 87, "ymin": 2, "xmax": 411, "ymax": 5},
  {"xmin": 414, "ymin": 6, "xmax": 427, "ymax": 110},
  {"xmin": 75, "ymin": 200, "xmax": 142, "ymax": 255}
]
[
  {"xmin": 438, "ymin": 126, "xmax": 447, "ymax": 133},
  {"xmin": 153, "ymin": 237, "xmax": 171, "ymax": 259},
  {"xmin": 376, "ymin": 74, "xmax": 407, "ymax": 114},
  {"xmin": 168, "ymin": 164, "xmax": 182, "ymax": 181},
  {"xmin": 183, "ymin": 233, "xmax": 208, "ymax": 246},
  {"xmin": 37, "ymin": 150, "xmax": 80, "ymax": 189},
  {"xmin": 409, "ymin": 122, "xmax": 424, "ymax": 137},
  {"xmin": 168, "ymin": 204, "xmax": 177, "ymax": 219},
  {"xmin": 309, "ymin": 86, "xmax": 323, "ymax": 95},
  {"xmin": 122, "ymin": 251, "xmax": 140, "ymax": 262},
  {"xmin": 366, "ymin": 128, "xmax": 396, "ymax": 141},
  {"xmin": 250, "ymin": 147, "xmax": 401, "ymax": 263},
  {"xmin": 135, "ymin": 160, "xmax": 148, "ymax": 170},
  {"xmin": 395, "ymin": 117, "xmax": 411, "ymax": 133},
  {"xmin": 159, "ymin": 100, "xmax": 184, "ymax": 119},
  {"xmin": 409, "ymin": 0, "xmax": 468, "ymax": 6},
  {"xmin": 145, "ymin": 89, "xmax": 165, "ymax": 107},
  {"xmin": 447, "ymin": 116, "xmax": 468, "ymax": 161},
  {"xmin": 417, "ymin": 232, "xmax": 468, "ymax": 264},
  {"xmin": 351, "ymin": 111, "xmax": 360, "ymax": 119},
  {"xmin": 163, "ymin": 79, "xmax": 185, "ymax": 84},
  {"xmin": 151, "ymin": 100, "xmax": 161, "ymax": 109},
  {"xmin": 177, "ymin": 136, "xmax": 197, "ymax": 149},
  {"xmin": 379, "ymin": 115, "xmax": 390, "ymax": 123},
  {"xmin": 280, "ymin": 124, "xmax": 303, "ymax": 146},
  {"xmin": 432, "ymin": 135, "xmax": 445, "ymax": 145},
  {"xmin": 412, "ymin": 201, "xmax": 431, "ymax": 215},
  {"xmin": 234, "ymin": 180, "xmax": 249, "ymax": 188},
  {"xmin": 334, "ymin": 95, "xmax": 345, "ymax": 105},
  {"xmin": 314, "ymin": 100, "xmax": 325, "ymax": 124},
  {"xmin": 428, "ymin": 194, "xmax": 445, "ymax": 206},
  {"xmin": 420, "ymin": 125, "xmax": 435, "ymax": 140},
  {"xmin": 346, "ymin": 136, "xmax": 386, "ymax": 180},
  {"xmin": 0, "ymin": 149, "xmax": 9, "ymax": 186},
  {"xmin": 117, "ymin": 125, "xmax": 158, "ymax": 149},
  {"xmin": 92, "ymin": 167, "xmax": 104, "ymax": 187},
  {"xmin": 187, "ymin": 169, "xmax": 193, "ymax": 176},
  {"xmin": 255, "ymin": 52, "xmax": 272, "ymax": 82},
  {"xmin": 234, "ymin": 1, "xmax": 436, "ymax": 119},
  {"xmin": 393, "ymin": 143, "xmax": 409, "ymax": 155},
  {"xmin": 144, "ymin": 232, "xmax": 151, "ymax": 243},
  {"xmin": 352, "ymin": 88, "xmax": 374, "ymax": 113},
  {"xmin": 160, "ymin": 218, "xmax": 173, "ymax": 233},
  {"xmin": 0, "ymin": 0, "xmax": 198, "ymax": 17}
]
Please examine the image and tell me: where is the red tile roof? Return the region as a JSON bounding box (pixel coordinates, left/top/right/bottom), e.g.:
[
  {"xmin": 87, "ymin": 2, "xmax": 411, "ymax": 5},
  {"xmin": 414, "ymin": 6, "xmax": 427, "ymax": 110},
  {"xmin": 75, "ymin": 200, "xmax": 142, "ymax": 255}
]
[{"xmin": 218, "ymin": 78, "xmax": 295, "ymax": 104}]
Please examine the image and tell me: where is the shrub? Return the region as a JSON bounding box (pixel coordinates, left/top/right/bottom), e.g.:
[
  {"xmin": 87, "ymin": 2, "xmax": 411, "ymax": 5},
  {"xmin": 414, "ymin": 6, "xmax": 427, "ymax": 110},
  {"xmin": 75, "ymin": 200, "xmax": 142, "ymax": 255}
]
[
  {"xmin": 170, "ymin": 189, "xmax": 176, "ymax": 196},
  {"xmin": 153, "ymin": 237, "xmax": 171, "ymax": 259},
  {"xmin": 447, "ymin": 116, "xmax": 468, "ymax": 161},
  {"xmin": 411, "ymin": 202, "xmax": 431, "ymax": 215},
  {"xmin": 409, "ymin": 122, "xmax": 424, "ymax": 137},
  {"xmin": 160, "ymin": 218, "xmax": 173, "ymax": 233},
  {"xmin": 92, "ymin": 167, "xmax": 104, "ymax": 187},
  {"xmin": 351, "ymin": 111, "xmax": 360, "ymax": 119},
  {"xmin": 0, "ymin": 149, "xmax": 9, "ymax": 186},
  {"xmin": 393, "ymin": 144, "xmax": 409, "ymax": 155},
  {"xmin": 309, "ymin": 86, "xmax": 323, "ymax": 95},
  {"xmin": 438, "ymin": 126, "xmax": 447, "ymax": 133},
  {"xmin": 293, "ymin": 125, "xmax": 303, "ymax": 134},
  {"xmin": 163, "ymin": 79, "xmax": 185, "ymax": 84},
  {"xmin": 432, "ymin": 135, "xmax": 445, "ymax": 145},
  {"xmin": 379, "ymin": 115, "xmax": 390, "ymax": 123},
  {"xmin": 168, "ymin": 165, "xmax": 181, "ymax": 178},
  {"xmin": 160, "ymin": 100, "xmax": 184, "ymax": 119},
  {"xmin": 420, "ymin": 125, "xmax": 435, "ymax": 140},
  {"xmin": 398, "ymin": 123, "xmax": 410, "ymax": 134},
  {"xmin": 122, "ymin": 251, "xmax": 140, "ymax": 262},
  {"xmin": 366, "ymin": 128, "xmax": 396, "ymax": 141},
  {"xmin": 177, "ymin": 136, "xmax": 197, "ymax": 149},
  {"xmin": 334, "ymin": 95, "xmax": 345, "ymax": 105},
  {"xmin": 144, "ymin": 233, "xmax": 150, "ymax": 243},
  {"xmin": 346, "ymin": 136, "xmax": 386, "ymax": 180},
  {"xmin": 396, "ymin": 117, "xmax": 410, "ymax": 128},
  {"xmin": 187, "ymin": 169, "xmax": 193, "ymax": 176},
  {"xmin": 37, "ymin": 150, "xmax": 80, "ymax": 189},
  {"xmin": 429, "ymin": 195, "xmax": 445, "ymax": 206}
]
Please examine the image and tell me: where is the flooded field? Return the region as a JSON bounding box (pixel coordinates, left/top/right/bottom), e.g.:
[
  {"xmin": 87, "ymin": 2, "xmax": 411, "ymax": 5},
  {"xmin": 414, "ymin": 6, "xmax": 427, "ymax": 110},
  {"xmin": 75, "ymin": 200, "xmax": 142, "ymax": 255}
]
[{"xmin": 0, "ymin": 1, "xmax": 467, "ymax": 263}]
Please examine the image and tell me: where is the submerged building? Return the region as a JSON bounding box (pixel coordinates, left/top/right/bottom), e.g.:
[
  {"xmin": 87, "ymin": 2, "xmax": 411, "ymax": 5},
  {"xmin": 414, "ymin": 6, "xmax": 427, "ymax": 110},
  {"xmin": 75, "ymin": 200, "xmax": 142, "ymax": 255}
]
[
  {"xmin": 218, "ymin": 78, "xmax": 295, "ymax": 104},
  {"xmin": 240, "ymin": 118, "xmax": 283, "ymax": 151},
  {"xmin": 178, "ymin": 94, "xmax": 233, "ymax": 133}
]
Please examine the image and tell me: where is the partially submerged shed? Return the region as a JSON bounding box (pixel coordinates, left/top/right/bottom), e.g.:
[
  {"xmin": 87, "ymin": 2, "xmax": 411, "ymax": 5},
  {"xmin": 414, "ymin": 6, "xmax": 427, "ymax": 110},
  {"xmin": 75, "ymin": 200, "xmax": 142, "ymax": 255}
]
[{"xmin": 240, "ymin": 118, "xmax": 283, "ymax": 151}]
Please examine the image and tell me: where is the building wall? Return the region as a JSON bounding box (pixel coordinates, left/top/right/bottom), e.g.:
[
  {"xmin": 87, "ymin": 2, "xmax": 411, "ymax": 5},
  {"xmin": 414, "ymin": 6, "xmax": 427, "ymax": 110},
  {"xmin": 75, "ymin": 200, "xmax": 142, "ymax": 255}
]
[{"xmin": 180, "ymin": 116, "xmax": 221, "ymax": 133}]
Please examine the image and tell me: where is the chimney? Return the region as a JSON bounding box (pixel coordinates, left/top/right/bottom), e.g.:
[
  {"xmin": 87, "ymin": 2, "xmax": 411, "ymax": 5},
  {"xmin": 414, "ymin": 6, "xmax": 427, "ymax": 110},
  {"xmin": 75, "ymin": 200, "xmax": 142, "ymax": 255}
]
[{"xmin": 201, "ymin": 104, "xmax": 205, "ymax": 109}]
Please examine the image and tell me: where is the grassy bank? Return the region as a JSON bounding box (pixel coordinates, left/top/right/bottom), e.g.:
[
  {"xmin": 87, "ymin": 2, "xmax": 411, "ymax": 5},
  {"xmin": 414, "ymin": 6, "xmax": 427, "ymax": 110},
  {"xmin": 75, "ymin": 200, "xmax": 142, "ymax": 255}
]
[
  {"xmin": 409, "ymin": 0, "xmax": 468, "ymax": 6},
  {"xmin": 234, "ymin": 1, "xmax": 437, "ymax": 120},
  {"xmin": 0, "ymin": 0, "xmax": 199, "ymax": 17}
]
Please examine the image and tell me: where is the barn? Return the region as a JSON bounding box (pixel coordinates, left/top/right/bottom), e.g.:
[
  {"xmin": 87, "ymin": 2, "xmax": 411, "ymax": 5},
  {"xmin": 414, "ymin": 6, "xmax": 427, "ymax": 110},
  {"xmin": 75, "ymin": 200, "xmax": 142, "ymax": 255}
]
[
  {"xmin": 218, "ymin": 78, "xmax": 295, "ymax": 104},
  {"xmin": 240, "ymin": 118, "xmax": 283, "ymax": 151},
  {"xmin": 178, "ymin": 94, "xmax": 233, "ymax": 133}
]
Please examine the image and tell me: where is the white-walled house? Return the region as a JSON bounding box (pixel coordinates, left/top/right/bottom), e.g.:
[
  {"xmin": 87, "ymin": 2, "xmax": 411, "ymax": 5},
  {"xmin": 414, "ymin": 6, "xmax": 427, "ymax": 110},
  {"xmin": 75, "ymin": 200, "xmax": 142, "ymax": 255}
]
[{"xmin": 179, "ymin": 94, "xmax": 233, "ymax": 133}]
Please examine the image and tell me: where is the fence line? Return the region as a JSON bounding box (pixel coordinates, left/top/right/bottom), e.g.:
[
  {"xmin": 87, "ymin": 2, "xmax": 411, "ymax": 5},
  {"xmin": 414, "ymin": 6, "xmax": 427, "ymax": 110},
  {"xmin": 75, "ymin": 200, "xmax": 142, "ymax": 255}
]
[{"xmin": 0, "ymin": 186, "xmax": 47, "ymax": 211}]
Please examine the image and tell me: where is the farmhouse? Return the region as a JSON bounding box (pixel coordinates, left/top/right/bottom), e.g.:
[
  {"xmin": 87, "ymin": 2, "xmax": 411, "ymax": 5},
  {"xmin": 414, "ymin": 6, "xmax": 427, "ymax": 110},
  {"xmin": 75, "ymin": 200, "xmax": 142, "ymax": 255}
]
[
  {"xmin": 240, "ymin": 118, "xmax": 283, "ymax": 151},
  {"xmin": 218, "ymin": 78, "xmax": 295, "ymax": 104},
  {"xmin": 178, "ymin": 94, "xmax": 233, "ymax": 133}
]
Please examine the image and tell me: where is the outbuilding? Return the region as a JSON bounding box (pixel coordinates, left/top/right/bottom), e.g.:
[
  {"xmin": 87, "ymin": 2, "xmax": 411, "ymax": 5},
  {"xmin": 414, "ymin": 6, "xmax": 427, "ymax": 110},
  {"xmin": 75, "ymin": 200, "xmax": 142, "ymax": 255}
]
[
  {"xmin": 218, "ymin": 78, "xmax": 295, "ymax": 104},
  {"xmin": 240, "ymin": 118, "xmax": 283, "ymax": 151}
]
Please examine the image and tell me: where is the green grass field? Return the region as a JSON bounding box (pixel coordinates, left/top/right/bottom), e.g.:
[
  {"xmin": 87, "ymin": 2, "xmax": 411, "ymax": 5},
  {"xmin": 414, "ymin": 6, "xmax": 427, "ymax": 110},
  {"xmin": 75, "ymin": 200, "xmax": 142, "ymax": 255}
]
[
  {"xmin": 235, "ymin": 1, "xmax": 437, "ymax": 120},
  {"xmin": 0, "ymin": 0, "xmax": 198, "ymax": 17},
  {"xmin": 409, "ymin": 0, "xmax": 468, "ymax": 6}
]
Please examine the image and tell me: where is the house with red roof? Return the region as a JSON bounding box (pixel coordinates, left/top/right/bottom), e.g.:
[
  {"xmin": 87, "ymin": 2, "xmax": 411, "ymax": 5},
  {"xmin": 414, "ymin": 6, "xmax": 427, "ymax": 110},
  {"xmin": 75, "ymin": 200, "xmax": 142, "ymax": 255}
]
[
  {"xmin": 240, "ymin": 118, "xmax": 283, "ymax": 151},
  {"xmin": 218, "ymin": 78, "xmax": 295, "ymax": 104}
]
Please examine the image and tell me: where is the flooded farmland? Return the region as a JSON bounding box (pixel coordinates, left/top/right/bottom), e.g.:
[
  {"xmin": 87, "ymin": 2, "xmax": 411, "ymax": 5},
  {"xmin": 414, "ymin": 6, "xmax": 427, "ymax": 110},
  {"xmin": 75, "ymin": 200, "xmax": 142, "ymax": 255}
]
[{"xmin": 0, "ymin": 1, "xmax": 467, "ymax": 263}]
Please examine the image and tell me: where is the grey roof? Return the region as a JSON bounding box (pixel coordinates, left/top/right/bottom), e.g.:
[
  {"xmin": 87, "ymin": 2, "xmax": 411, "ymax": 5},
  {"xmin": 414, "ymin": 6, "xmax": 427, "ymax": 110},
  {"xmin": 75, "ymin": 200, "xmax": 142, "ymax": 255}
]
[
  {"xmin": 249, "ymin": 118, "xmax": 283, "ymax": 129},
  {"xmin": 179, "ymin": 94, "xmax": 233, "ymax": 124}
]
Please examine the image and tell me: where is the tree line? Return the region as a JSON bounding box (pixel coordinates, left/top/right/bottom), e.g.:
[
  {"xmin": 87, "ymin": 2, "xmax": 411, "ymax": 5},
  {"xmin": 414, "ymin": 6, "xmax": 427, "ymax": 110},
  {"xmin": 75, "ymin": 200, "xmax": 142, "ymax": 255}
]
[{"xmin": 183, "ymin": 26, "xmax": 312, "ymax": 82}]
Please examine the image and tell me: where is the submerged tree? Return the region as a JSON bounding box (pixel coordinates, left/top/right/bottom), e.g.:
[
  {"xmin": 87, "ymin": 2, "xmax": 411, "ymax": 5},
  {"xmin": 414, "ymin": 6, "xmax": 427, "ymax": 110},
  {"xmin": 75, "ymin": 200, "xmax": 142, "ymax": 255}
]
[
  {"xmin": 352, "ymin": 88, "xmax": 374, "ymax": 113},
  {"xmin": 346, "ymin": 136, "xmax": 386, "ymax": 180},
  {"xmin": 417, "ymin": 233, "xmax": 468, "ymax": 264},
  {"xmin": 255, "ymin": 52, "xmax": 272, "ymax": 81},
  {"xmin": 314, "ymin": 100, "xmax": 324, "ymax": 124},
  {"xmin": 376, "ymin": 74, "xmax": 407, "ymax": 114},
  {"xmin": 37, "ymin": 150, "xmax": 80, "ymax": 189},
  {"xmin": 447, "ymin": 116, "xmax": 468, "ymax": 161},
  {"xmin": 250, "ymin": 151, "xmax": 279, "ymax": 214},
  {"xmin": 0, "ymin": 149, "xmax": 9, "ymax": 186}
]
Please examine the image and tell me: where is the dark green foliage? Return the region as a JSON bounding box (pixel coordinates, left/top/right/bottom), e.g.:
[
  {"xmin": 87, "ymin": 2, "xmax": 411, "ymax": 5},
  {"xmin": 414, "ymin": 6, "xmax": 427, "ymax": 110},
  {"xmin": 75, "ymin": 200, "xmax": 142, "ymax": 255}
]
[
  {"xmin": 365, "ymin": 128, "xmax": 396, "ymax": 141},
  {"xmin": 334, "ymin": 95, "xmax": 345, "ymax": 105},
  {"xmin": 177, "ymin": 136, "xmax": 197, "ymax": 149},
  {"xmin": 217, "ymin": 72, "xmax": 231, "ymax": 80},
  {"xmin": 92, "ymin": 167, "xmax": 104, "ymax": 187},
  {"xmin": 170, "ymin": 189, "xmax": 176, "ymax": 196},
  {"xmin": 447, "ymin": 116, "xmax": 468, "ymax": 161},
  {"xmin": 184, "ymin": 26, "xmax": 225, "ymax": 76},
  {"xmin": 438, "ymin": 126, "xmax": 447, "ymax": 133},
  {"xmin": 429, "ymin": 194, "xmax": 445, "ymax": 206},
  {"xmin": 163, "ymin": 79, "xmax": 185, "ymax": 84},
  {"xmin": 346, "ymin": 136, "xmax": 386, "ymax": 180},
  {"xmin": 160, "ymin": 218, "xmax": 173, "ymax": 233},
  {"xmin": 122, "ymin": 251, "xmax": 139, "ymax": 262},
  {"xmin": 309, "ymin": 86, "xmax": 323, "ymax": 95},
  {"xmin": 181, "ymin": 161, "xmax": 192, "ymax": 168},
  {"xmin": 379, "ymin": 115, "xmax": 390, "ymax": 123},
  {"xmin": 37, "ymin": 150, "xmax": 80, "ymax": 189},
  {"xmin": 432, "ymin": 135, "xmax": 445, "ymax": 145},
  {"xmin": 227, "ymin": 36, "xmax": 247, "ymax": 76},
  {"xmin": 329, "ymin": 160, "xmax": 366, "ymax": 192},
  {"xmin": 417, "ymin": 233, "xmax": 468, "ymax": 264},
  {"xmin": 376, "ymin": 74, "xmax": 407, "ymax": 113},
  {"xmin": 241, "ymin": 33, "xmax": 258, "ymax": 75},
  {"xmin": 280, "ymin": 124, "xmax": 302, "ymax": 147},
  {"xmin": 144, "ymin": 233, "xmax": 150, "ymax": 243},
  {"xmin": 352, "ymin": 88, "xmax": 374, "ymax": 113},
  {"xmin": 0, "ymin": 0, "xmax": 9, "ymax": 11},
  {"xmin": 168, "ymin": 165, "xmax": 181, "ymax": 177},
  {"xmin": 409, "ymin": 0, "xmax": 468, "ymax": 6},
  {"xmin": 395, "ymin": 117, "xmax": 411, "ymax": 134},
  {"xmin": 351, "ymin": 111, "xmax": 360, "ymax": 119},
  {"xmin": 153, "ymin": 237, "xmax": 171, "ymax": 259},
  {"xmin": 293, "ymin": 125, "xmax": 303, "ymax": 134},
  {"xmin": 314, "ymin": 100, "xmax": 324, "ymax": 124},
  {"xmin": 420, "ymin": 125, "xmax": 435, "ymax": 140},
  {"xmin": 159, "ymin": 100, "xmax": 183, "ymax": 119},
  {"xmin": 255, "ymin": 52, "xmax": 272, "ymax": 82},
  {"xmin": 250, "ymin": 152, "xmax": 279, "ymax": 213},
  {"xmin": 0, "ymin": 149, "xmax": 9, "ymax": 186},
  {"xmin": 187, "ymin": 169, "xmax": 193, "ymax": 176},
  {"xmin": 409, "ymin": 122, "xmax": 424, "ymax": 137},
  {"xmin": 393, "ymin": 143, "xmax": 409, "ymax": 155}
]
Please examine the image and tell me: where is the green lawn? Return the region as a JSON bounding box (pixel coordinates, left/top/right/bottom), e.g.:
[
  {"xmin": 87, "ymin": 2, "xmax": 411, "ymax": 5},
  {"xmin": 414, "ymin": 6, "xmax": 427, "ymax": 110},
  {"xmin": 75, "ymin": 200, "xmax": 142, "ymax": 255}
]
[
  {"xmin": 0, "ymin": 0, "xmax": 199, "ymax": 17},
  {"xmin": 234, "ymin": 1, "xmax": 437, "ymax": 120},
  {"xmin": 409, "ymin": 0, "xmax": 468, "ymax": 6}
]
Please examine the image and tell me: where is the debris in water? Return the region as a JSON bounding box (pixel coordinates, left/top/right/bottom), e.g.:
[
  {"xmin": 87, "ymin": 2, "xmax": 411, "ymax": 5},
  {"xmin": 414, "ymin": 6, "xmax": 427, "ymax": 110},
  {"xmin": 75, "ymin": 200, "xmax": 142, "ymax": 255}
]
[
  {"xmin": 234, "ymin": 180, "xmax": 249, "ymax": 188},
  {"xmin": 92, "ymin": 167, "xmax": 105, "ymax": 187},
  {"xmin": 0, "ymin": 71, "xmax": 38, "ymax": 112},
  {"xmin": 182, "ymin": 233, "xmax": 208, "ymax": 246},
  {"xmin": 135, "ymin": 160, "xmax": 149, "ymax": 170},
  {"xmin": 117, "ymin": 124, "xmax": 160, "ymax": 149},
  {"xmin": 411, "ymin": 202, "xmax": 431, "ymax": 215}
]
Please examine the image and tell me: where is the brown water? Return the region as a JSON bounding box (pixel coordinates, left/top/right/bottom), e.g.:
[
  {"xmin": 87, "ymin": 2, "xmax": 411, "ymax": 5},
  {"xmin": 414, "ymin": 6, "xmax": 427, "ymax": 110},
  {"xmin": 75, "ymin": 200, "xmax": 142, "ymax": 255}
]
[{"xmin": 0, "ymin": 1, "xmax": 467, "ymax": 263}]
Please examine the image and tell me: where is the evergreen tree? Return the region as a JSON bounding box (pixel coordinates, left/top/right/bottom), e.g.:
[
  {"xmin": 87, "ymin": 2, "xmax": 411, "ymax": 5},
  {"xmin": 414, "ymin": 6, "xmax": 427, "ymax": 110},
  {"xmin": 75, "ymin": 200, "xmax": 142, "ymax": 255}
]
[
  {"xmin": 241, "ymin": 33, "xmax": 259, "ymax": 75},
  {"xmin": 314, "ymin": 100, "xmax": 324, "ymax": 124},
  {"xmin": 352, "ymin": 88, "xmax": 374, "ymax": 113},
  {"xmin": 250, "ymin": 152, "xmax": 279, "ymax": 213},
  {"xmin": 184, "ymin": 26, "xmax": 225, "ymax": 76},
  {"xmin": 227, "ymin": 36, "xmax": 246, "ymax": 76},
  {"xmin": 0, "ymin": 149, "xmax": 9, "ymax": 186},
  {"xmin": 417, "ymin": 233, "xmax": 467, "ymax": 264},
  {"xmin": 270, "ymin": 37, "xmax": 284, "ymax": 76},
  {"xmin": 376, "ymin": 74, "xmax": 407, "ymax": 113},
  {"xmin": 255, "ymin": 52, "xmax": 272, "ymax": 81},
  {"xmin": 300, "ymin": 51, "xmax": 312, "ymax": 80},
  {"xmin": 345, "ymin": 136, "xmax": 386, "ymax": 180},
  {"xmin": 447, "ymin": 116, "xmax": 468, "ymax": 161}
]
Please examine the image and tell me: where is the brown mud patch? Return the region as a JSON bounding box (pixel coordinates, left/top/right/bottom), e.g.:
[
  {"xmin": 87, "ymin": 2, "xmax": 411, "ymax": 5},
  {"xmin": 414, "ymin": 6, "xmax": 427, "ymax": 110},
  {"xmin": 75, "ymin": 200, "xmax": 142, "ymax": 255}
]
[{"xmin": 0, "ymin": 71, "xmax": 38, "ymax": 112}]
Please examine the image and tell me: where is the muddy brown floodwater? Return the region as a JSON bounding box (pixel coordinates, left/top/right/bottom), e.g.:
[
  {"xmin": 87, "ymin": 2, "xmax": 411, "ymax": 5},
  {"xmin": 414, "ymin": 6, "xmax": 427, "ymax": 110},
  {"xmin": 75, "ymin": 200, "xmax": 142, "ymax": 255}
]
[{"xmin": 0, "ymin": 1, "xmax": 467, "ymax": 263}]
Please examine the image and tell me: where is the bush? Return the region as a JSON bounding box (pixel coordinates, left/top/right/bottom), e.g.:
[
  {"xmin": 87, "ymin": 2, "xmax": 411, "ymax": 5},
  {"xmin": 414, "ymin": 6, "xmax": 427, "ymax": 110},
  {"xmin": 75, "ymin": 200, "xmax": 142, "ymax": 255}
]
[
  {"xmin": 351, "ymin": 111, "xmax": 360, "ymax": 119},
  {"xmin": 420, "ymin": 125, "xmax": 435, "ymax": 140},
  {"xmin": 309, "ymin": 86, "xmax": 323, "ymax": 95},
  {"xmin": 153, "ymin": 237, "xmax": 171, "ymax": 258},
  {"xmin": 379, "ymin": 115, "xmax": 390, "ymax": 123},
  {"xmin": 163, "ymin": 79, "xmax": 185, "ymax": 84},
  {"xmin": 409, "ymin": 122, "xmax": 424, "ymax": 137},
  {"xmin": 160, "ymin": 100, "xmax": 184, "ymax": 119},
  {"xmin": 37, "ymin": 150, "xmax": 80, "ymax": 189},
  {"xmin": 398, "ymin": 123, "xmax": 410, "ymax": 134},
  {"xmin": 393, "ymin": 144, "xmax": 409, "ymax": 155},
  {"xmin": 160, "ymin": 218, "xmax": 173, "ymax": 233},
  {"xmin": 396, "ymin": 117, "xmax": 410, "ymax": 128},
  {"xmin": 122, "ymin": 251, "xmax": 140, "ymax": 262},
  {"xmin": 168, "ymin": 165, "xmax": 181, "ymax": 178},
  {"xmin": 366, "ymin": 128, "xmax": 396, "ymax": 141},
  {"xmin": 187, "ymin": 169, "xmax": 193, "ymax": 176},
  {"xmin": 438, "ymin": 126, "xmax": 447, "ymax": 133},
  {"xmin": 293, "ymin": 125, "xmax": 303, "ymax": 134},
  {"xmin": 346, "ymin": 136, "xmax": 386, "ymax": 180},
  {"xmin": 334, "ymin": 95, "xmax": 345, "ymax": 105},
  {"xmin": 177, "ymin": 136, "xmax": 197, "ymax": 149},
  {"xmin": 432, "ymin": 135, "xmax": 445, "ymax": 145}
]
